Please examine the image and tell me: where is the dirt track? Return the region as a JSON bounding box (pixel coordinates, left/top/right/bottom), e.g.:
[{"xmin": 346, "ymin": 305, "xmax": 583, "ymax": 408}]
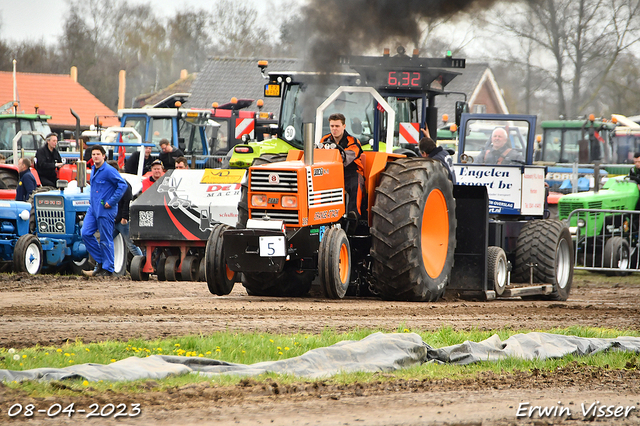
[{"xmin": 1, "ymin": 272, "xmax": 639, "ymax": 425}]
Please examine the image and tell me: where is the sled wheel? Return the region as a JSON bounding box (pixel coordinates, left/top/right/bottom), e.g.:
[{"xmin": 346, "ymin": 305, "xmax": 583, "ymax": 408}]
[
  {"xmin": 487, "ymin": 246, "xmax": 508, "ymax": 296},
  {"xmin": 236, "ymin": 154, "xmax": 288, "ymax": 229},
  {"xmin": 370, "ymin": 158, "xmax": 456, "ymax": 301},
  {"xmin": 164, "ymin": 255, "xmax": 180, "ymax": 281},
  {"xmin": 112, "ymin": 233, "xmax": 126, "ymax": 276},
  {"xmin": 319, "ymin": 227, "xmax": 351, "ymax": 299},
  {"xmin": 604, "ymin": 237, "xmax": 631, "ymax": 276},
  {"xmin": 198, "ymin": 257, "xmax": 206, "ymax": 281},
  {"xmin": 514, "ymin": 219, "xmax": 574, "ymax": 301},
  {"xmin": 156, "ymin": 254, "xmax": 167, "ymax": 281},
  {"xmin": 180, "ymin": 255, "xmax": 200, "ymax": 281},
  {"xmin": 205, "ymin": 223, "xmax": 237, "ymax": 295},
  {"xmin": 130, "ymin": 256, "xmax": 149, "ymax": 281},
  {"xmin": 13, "ymin": 234, "xmax": 43, "ymax": 275}
]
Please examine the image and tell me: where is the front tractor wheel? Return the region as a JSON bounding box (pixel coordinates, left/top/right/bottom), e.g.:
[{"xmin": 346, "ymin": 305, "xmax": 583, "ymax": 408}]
[
  {"xmin": 14, "ymin": 234, "xmax": 44, "ymax": 275},
  {"xmin": 513, "ymin": 219, "xmax": 574, "ymax": 301},
  {"xmin": 603, "ymin": 237, "xmax": 631, "ymax": 276},
  {"xmin": 205, "ymin": 223, "xmax": 238, "ymax": 296},
  {"xmin": 370, "ymin": 158, "xmax": 456, "ymax": 302},
  {"xmin": 319, "ymin": 227, "xmax": 351, "ymax": 299}
]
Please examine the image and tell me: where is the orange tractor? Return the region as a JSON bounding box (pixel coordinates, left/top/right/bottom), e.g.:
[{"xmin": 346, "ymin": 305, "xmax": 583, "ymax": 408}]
[{"xmin": 205, "ymin": 87, "xmax": 456, "ymax": 301}]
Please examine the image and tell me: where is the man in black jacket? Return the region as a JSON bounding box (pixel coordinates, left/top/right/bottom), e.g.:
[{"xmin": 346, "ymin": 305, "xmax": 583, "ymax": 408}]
[
  {"xmin": 158, "ymin": 139, "xmax": 184, "ymax": 170},
  {"xmin": 35, "ymin": 133, "xmax": 63, "ymax": 187},
  {"xmin": 125, "ymin": 146, "xmax": 155, "ymax": 175}
]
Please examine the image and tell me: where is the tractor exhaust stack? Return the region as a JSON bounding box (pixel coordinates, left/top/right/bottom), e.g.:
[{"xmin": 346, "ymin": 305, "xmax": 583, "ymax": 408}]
[{"xmin": 303, "ymin": 122, "xmax": 314, "ymax": 166}]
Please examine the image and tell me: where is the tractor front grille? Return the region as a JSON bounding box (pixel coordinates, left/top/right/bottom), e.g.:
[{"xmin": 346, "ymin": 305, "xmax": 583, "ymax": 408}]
[
  {"xmin": 250, "ymin": 170, "xmax": 298, "ymax": 192},
  {"xmin": 35, "ymin": 196, "xmax": 66, "ymax": 234},
  {"xmin": 251, "ymin": 209, "xmax": 299, "ymax": 225}
]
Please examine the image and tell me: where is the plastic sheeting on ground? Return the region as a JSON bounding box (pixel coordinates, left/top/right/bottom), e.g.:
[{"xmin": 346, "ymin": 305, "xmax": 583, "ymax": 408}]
[{"xmin": 1, "ymin": 332, "xmax": 639, "ymax": 383}]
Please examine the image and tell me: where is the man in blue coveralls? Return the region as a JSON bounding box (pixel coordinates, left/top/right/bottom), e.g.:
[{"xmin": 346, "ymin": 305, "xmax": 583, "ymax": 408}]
[{"xmin": 81, "ymin": 145, "xmax": 128, "ymax": 277}]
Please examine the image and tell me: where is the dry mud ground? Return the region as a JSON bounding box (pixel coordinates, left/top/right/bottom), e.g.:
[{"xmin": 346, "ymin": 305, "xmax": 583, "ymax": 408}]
[{"xmin": 0, "ymin": 272, "xmax": 639, "ymax": 425}]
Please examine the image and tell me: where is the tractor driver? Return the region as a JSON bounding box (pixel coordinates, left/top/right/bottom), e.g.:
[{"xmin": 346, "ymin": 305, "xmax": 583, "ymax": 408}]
[
  {"xmin": 477, "ymin": 128, "xmax": 524, "ymax": 165},
  {"xmin": 318, "ymin": 113, "xmax": 364, "ymax": 220}
]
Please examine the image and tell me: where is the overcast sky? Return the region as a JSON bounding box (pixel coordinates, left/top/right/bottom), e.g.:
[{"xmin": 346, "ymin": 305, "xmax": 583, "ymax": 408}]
[{"xmin": 0, "ymin": 0, "xmax": 281, "ymax": 45}]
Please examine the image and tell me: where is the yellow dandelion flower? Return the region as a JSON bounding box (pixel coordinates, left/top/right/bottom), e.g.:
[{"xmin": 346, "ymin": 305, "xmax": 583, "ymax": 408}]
[
  {"xmin": 216, "ymin": 348, "xmax": 221, "ymax": 352},
  {"xmin": 19, "ymin": 363, "xmax": 23, "ymax": 366},
  {"xmin": 69, "ymin": 360, "xmax": 74, "ymax": 363},
  {"xmin": 110, "ymin": 359, "xmax": 116, "ymax": 363},
  {"xmin": 278, "ymin": 351, "xmax": 283, "ymax": 355},
  {"xmin": 198, "ymin": 354, "xmax": 204, "ymax": 357},
  {"xmin": 403, "ymin": 328, "xmax": 410, "ymax": 333},
  {"xmin": 157, "ymin": 348, "xmax": 162, "ymax": 352},
  {"xmin": 64, "ymin": 353, "xmax": 70, "ymax": 357},
  {"xmin": 85, "ymin": 348, "xmax": 90, "ymax": 352},
  {"xmin": 45, "ymin": 352, "xmax": 49, "ymax": 355},
  {"xmin": 269, "ymin": 339, "xmax": 274, "ymax": 343},
  {"xmin": 277, "ymin": 346, "xmax": 281, "ymax": 350},
  {"xmin": 242, "ymin": 350, "xmax": 246, "ymax": 354},
  {"xmin": 70, "ymin": 353, "xmax": 75, "ymax": 356},
  {"xmin": 22, "ymin": 354, "xmax": 27, "ymax": 359},
  {"xmin": 285, "ymin": 347, "xmax": 290, "ymax": 351},
  {"xmin": 57, "ymin": 348, "xmax": 62, "ymax": 352},
  {"xmin": 206, "ymin": 351, "xmax": 211, "ymax": 355},
  {"xmin": 83, "ymin": 380, "xmax": 89, "ymax": 386},
  {"xmin": 174, "ymin": 343, "xmax": 180, "ymax": 347}
]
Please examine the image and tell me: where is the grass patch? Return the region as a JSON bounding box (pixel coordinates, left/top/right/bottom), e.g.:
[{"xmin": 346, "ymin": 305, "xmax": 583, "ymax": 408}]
[{"xmin": 1, "ymin": 326, "xmax": 638, "ymax": 396}]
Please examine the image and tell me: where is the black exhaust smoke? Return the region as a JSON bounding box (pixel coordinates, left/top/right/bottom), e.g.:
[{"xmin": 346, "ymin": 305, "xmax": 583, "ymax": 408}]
[{"xmin": 295, "ymin": 0, "xmax": 498, "ymax": 71}]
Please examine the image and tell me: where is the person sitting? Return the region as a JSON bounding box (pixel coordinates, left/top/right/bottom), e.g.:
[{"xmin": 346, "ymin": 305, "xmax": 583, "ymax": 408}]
[
  {"xmin": 317, "ymin": 113, "xmax": 364, "ymax": 220},
  {"xmin": 476, "ymin": 128, "xmax": 524, "ymax": 165}
]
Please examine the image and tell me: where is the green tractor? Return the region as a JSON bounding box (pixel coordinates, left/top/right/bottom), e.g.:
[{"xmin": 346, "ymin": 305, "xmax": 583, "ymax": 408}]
[{"xmin": 558, "ymin": 176, "xmax": 640, "ymax": 275}]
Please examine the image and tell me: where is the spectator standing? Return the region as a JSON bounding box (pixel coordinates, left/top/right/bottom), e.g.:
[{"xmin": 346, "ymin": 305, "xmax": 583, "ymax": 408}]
[
  {"xmin": 125, "ymin": 146, "xmax": 156, "ymax": 175},
  {"xmin": 174, "ymin": 157, "xmax": 189, "ymax": 169},
  {"xmin": 16, "ymin": 157, "xmax": 38, "ymax": 201},
  {"xmin": 141, "ymin": 159, "xmax": 165, "ymax": 193},
  {"xmin": 107, "ymin": 160, "xmax": 144, "ymax": 258},
  {"xmin": 81, "ymin": 145, "xmax": 128, "ymax": 277},
  {"xmin": 158, "ymin": 139, "xmax": 184, "ymax": 170},
  {"xmin": 35, "ymin": 133, "xmax": 63, "ymax": 187}
]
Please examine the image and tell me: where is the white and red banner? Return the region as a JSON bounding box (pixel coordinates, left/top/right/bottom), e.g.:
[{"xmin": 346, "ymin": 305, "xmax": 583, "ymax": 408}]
[
  {"xmin": 235, "ymin": 118, "xmax": 255, "ymax": 139},
  {"xmin": 399, "ymin": 122, "xmax": 420, "ymax": 145}
]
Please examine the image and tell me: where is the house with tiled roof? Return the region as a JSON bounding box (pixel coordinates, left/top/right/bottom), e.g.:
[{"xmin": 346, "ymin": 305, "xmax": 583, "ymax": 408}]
[
  {"xmin": 0, "ymin": 69, "xmax": 119, "ymax": 132},
  {"xmin": 133, "ymin": 69, "xmax": 197, "ymax": 108},
  {"xmin": 188, "ymin": 57, "xmax": 299, "ymax": 114},
  {"xmin": 188, "ymin": 57, "xmax": 507, "ymax": 125}
]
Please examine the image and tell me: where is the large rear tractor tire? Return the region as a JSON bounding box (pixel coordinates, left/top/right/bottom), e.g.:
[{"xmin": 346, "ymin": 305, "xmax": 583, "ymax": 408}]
[
  {"xmin": 237, "ymin": 154, "xmax": 288, "ymax": 229},
  {"xmin": 13, "ymin": 234, "xmax": 43, "ymax": 275},
  {"xmin": 370, "ymin": 158, "xmax": 456, "ymax": 301},
  {"xmin": 205, "ymin": 223, "xmax": 238, "ymax": 296},
  {"xmin": 603, "ymin": 237, "xmax": 631, "ymax": 276},
  {"xmin": 513, "ymin": 219, "xmax": 573, "ymax": 301},
  {"xmin": 0, "ymin": 169, "xmax": 18, "ymax": 189},
  {"xmin": 319, "ymin": 226, "xmax": 351, "ymax": 299}
]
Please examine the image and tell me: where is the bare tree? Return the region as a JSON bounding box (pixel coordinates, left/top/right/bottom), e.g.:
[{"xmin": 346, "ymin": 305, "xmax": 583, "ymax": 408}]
[
  {"xmin": 168, "ymin": 11, "xmax": 212, "ymax": 73},
  {"xmin": 490, "ymin": 0, "xmax": 640, "ymax": 118},
  {"xmin": 209, "ymin": 0, "xmax": 272, "ymax": 57}
]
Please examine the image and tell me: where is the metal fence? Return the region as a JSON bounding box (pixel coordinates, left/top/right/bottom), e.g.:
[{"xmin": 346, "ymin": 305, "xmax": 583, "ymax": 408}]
[{"xmin": 567, "ymin": 208, "xmax": 640, "ymax": 273}]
